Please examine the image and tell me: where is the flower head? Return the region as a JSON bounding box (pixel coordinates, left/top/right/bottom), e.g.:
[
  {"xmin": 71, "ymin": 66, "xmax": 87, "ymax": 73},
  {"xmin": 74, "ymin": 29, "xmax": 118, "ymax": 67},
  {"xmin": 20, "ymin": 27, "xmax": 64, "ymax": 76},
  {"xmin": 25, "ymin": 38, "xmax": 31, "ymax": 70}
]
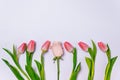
[
  {"xmin": 64, "ymin": 41, "xmax": 74, "ymax": 53},
  {"xmin": 17, "ymin": 43, "xmax": 27, "ymax": 54},
  {"xmin": 41, "ymin": 40, "xmax": 51, "ymax": 52},
  {"xmin": 78, "ymin": 41, "xmax": 89, "ymax": 52},
  {"xmin": 98, "ymin": 42, "xmax": 108, "ymax": 52},
  {"xmin": 51, "ymin": 41, "xmax": 64, "ymax": 57},
  {"xmin": 27, "ymin": 40, "xmax": 36, "ymax": 53}
]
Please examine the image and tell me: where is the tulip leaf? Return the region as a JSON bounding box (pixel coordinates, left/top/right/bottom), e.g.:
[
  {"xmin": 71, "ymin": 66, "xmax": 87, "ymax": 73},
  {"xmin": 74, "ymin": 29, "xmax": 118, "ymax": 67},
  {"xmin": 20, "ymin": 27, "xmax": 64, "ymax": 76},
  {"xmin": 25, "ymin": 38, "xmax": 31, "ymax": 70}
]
[
  {"xmin": 13, "ymin": 45, "xmax": 17, "ymax": 58},
  {"xmin": 3, "ymin": 48, "xmax": 19, "ymax": 67},
  {"xmin": 106, "ymin": 45, "xmax": 111, "ymax": 61},
  {"xmin": 75, "ymin": 62, "xmax": 81, "ymax": 74},
  {"xmin": 73, "ymin": 48, "xmax": 77, "ymax": 71},
  {"xmin": 25, "ymin": 65, "xmax": 40, "ymax": 80},
  {"xmin": 107, "ymin": 56, "xmax": 118, "ymax": 80},
  {"xmin": 88, "ymin": 48, "xmax": 93, "ymax": 60},
  {"xmin": 91, "ymin": 40, "xmax": 97, "ymax": 61},
  {"xmin": 88, "ymin": 40, "xmax": 97, "ymax": 62},
  {"xmin": 35, "ymin": 60, "xmax": 42, "ymax": 77},
  {"xmin": 3, "ymin": 48, "xmax": 13, "ymax": 58},
  {"xmin": 70, "ymin": 63, "xmax": 81, "ymax": 80},
  {"xmin": 85, "ymin": 57, "xmax": 92, "ymax": 70},
  {"xmin": 85, "ymin": 57, "xmax": 94, "ymax": 80},
  {"xmin": 2, "ymin": 59, "xmax": 24, "ymax": 80}
]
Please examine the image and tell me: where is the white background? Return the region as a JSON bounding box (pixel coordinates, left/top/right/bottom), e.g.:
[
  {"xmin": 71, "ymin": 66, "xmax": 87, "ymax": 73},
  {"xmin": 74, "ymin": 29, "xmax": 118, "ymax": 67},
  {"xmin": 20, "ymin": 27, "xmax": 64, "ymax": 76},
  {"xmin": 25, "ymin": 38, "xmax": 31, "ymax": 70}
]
[{"xmin": 0, "ymin": 0, "xmax": 120, "ymax": 80}]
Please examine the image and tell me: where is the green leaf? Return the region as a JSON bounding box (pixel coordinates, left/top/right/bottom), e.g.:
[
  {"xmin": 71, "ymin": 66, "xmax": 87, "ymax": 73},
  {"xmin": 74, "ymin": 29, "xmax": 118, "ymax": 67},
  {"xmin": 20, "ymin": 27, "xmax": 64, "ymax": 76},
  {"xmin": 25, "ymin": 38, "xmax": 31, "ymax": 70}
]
[
  {"xmin": 3, "ymin": 48, "xmax": 19, "ymax": 67},
  {"xmin": 104, "ymin": 62, "xmax": 110, "ymax": 80},
  {"xmin": 85, "ymin": 57, "xmax": 92, "ymax": 70},
  {"xmin": 2, "ymin": 59, "xmax": 24, "ymax": 80},
  {"xmin": 25, "ymin": 65, "xmax": 40, "ymax": 80},
  {"xmin": 70, "ymin": 63, "xmax": 81, "ymax": 80},
  {"xmin": 13, "ymin": 45, "xmax": 17, "ymax": 58},
  {"xmin": 85, "ymin": 57, "xmax": 95, "ymax": 80},
  {"xmin": 75, "ymin": 62, "xmax": 81, "ymax": 74},
  {"xmin": 91, "ymin": 40, "xmax": 97, "ymax": 61},
  {"xmin": 88, "ymin": 40, "xmax": 97, "ymax": 62},
  {"xmin": 106, "ymin": 45, "xmax": 111, "ymax": 61},
  {"xmin": 91, "ymin": 60, "xmax": 95, "ymax": 80},
  {"xmin": 73, "ymin": 48, "xmax": 77, "ymax": 71},
  {"xmin": 88, "ymin": 48, "xmax": 93, "ymax": 60},
  {"xmin": 107, "ymin": 56, "xmax": 118, "ymax": 80},
  {"xmin": 3, "ymin": 48, "xmax": 13, "ymax": 59},
  {"xmin": 35, "ymin": 60, "xmax": 42, "ymax": 76}
]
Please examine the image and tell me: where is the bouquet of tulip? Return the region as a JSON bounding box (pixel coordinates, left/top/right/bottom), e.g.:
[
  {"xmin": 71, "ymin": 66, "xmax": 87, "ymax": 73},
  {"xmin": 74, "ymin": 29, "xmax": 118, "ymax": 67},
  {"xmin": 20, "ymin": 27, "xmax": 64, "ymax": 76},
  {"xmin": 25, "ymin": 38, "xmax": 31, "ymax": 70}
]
[
  {"xmin": 78, "ymin": 40, "xmax": 97, "ymax": 80},
  {"xmin": 2, "ymin": 40, "xmax": 118, "ymax": 80},
  {"xmin": 64, "ymin": 41, "xmax": 81, "ymax": 80},
  {"xmin": 98, "ymin": 42, "xmax": 118, "ymax": 80},
  {"xmin": 2, "ymin": 40, "xmax": 50, "ymax": 80}
]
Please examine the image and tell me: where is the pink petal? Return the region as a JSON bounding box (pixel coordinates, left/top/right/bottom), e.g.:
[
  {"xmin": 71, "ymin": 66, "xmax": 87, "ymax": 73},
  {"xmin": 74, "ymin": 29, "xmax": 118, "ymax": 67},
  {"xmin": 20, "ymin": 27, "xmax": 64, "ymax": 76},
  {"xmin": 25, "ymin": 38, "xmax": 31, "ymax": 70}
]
[
  {"xmin": 18, "ymin": 43, "xmax": 27, "ymax": 54},
  {"xmin": 41, "ymin": 40, "xmax": 51, "ymax": 52},
  {"xmin": 78, "ymin": 41, "xmax": 89, "ymax": 52},
  {"xmin": 64, "ymin": 41, "xmax": 74, "ymax": 53},
  {"xmin": 51, "ymin": 41, "xmax": 64, "ymax": 57},
  {"xmin": 27, "ymin": 40, "xmax": 36, "ymax": 53},
  {"xmin": 98, "ymin": 42, "xmax": 108, "ymax": 52}
]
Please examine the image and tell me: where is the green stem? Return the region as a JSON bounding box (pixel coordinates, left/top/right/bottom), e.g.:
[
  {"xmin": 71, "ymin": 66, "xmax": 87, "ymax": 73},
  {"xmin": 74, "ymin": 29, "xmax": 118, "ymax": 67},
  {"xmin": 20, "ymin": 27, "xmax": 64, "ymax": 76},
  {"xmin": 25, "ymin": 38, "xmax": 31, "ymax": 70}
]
[
  {"xmin": 57, "ymin": 58, "xmax": 60, "ymax": 80},
  {"xmin": 70, "ymin": 49, "xmax": 77, "ymax": 80},
  {"xmin": 41, "ymin": 54, "xmax": 45, "ymax": 80}
]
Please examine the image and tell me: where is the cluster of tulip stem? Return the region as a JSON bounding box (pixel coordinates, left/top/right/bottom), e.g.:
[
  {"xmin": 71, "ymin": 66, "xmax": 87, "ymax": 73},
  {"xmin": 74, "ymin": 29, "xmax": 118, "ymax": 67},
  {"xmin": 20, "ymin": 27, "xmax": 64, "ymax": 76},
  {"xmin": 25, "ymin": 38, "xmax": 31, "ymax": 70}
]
[{"xmin": 2, "ymin": 40, "xmax": 117, "ymax": 80}]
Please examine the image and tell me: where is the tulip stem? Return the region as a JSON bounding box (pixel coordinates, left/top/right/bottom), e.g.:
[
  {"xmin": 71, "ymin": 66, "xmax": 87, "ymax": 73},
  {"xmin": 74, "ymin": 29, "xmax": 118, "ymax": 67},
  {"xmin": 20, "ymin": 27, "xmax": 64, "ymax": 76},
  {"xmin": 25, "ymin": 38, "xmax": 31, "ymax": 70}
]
[
  {"xmin": 57, "ymin": 58, "xmax": 60, "ymax": 80},
  {"xmin": 41, "ymin": 54, "xmax": 45, "ymax": 80}
]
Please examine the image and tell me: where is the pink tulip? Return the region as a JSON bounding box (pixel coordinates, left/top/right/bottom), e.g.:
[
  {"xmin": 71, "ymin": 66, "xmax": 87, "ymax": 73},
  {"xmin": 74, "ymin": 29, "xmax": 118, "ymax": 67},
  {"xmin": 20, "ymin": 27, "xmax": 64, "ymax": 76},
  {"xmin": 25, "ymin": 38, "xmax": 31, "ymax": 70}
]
[
  {"xmin": 98, "ymin": 42, "xmax": 108, "ymax": 52},
  {"xmin": 78, "ymin": 41, "xmax": 89, "ymax": 52},
  {"xmin": 27, "ymin": 40, "xmax": 36, "ymax": 53},
  {"xmin": 64, "ymin": 41, "xmax": 74, "ymax": 53},
  {"xmin": 41, "ymin": 40, "xmax": 51, "ymax": 52},
  {"xmin": 18, "ymin": 43, "xmax": 27, "ymax": 54},
  {"xmin": 51, "ymin": 41, "xmax": 64, "ymax": 57}
]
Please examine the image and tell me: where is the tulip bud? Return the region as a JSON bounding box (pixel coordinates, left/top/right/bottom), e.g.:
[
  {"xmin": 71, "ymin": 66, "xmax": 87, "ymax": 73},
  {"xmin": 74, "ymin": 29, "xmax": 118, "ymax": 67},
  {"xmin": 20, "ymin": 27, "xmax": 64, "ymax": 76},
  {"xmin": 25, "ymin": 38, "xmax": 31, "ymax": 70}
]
[
  {"xmin": 17, "ymin": 43, "xmax": 27, "ymax": 54},
  {"xmin": 78, "ymin": 41, "xmax": 89, "ymax": 52},
  {"xmin": 41, "ymin": 40, "xmax": 51, "ymax": 53},
  {"xmin": 27, "ymin": 40, "xmax": 36, "ymax": 53},
  {"xmin": 51, "ymin": 41, "xmax": 64, "ymax": 57},
  {"xmin": 98, "ymin": 42, "xmax": 108, "ymax": 52},
  {"xmin": 64, "ymin": 41, "xmax": 74, "ymax": 53}
]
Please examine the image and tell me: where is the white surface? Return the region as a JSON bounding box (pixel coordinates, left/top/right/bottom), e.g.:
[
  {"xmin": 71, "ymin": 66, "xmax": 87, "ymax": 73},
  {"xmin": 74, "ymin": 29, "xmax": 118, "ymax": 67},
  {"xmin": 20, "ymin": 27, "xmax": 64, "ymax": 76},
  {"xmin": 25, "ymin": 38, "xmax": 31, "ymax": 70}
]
[{"xmin": 0, "ymin": 0, "xmax": 120, "ymax": 80}]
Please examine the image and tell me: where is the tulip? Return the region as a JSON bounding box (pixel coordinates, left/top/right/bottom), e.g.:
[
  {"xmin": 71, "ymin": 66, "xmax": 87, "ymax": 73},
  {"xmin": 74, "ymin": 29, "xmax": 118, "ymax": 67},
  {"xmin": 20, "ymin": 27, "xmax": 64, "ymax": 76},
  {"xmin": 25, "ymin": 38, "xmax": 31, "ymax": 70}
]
[
  {"xmin": 17, "ymin": 43, "xmax": 27, "ymax": 54},
  {"xmin": 78, "ymin": 42, "xmax": 89, "ymax": 52},
  {"xmin": 38, "ymin": 40, "xmax": 51, "ymax": 80},
  {"xmin": 27, "ymin": 40, "xmax": 36, "ymax": 53},
  {"xmin": 41, "ymin": 40, "xmax": 51, "ymax": 53},
  {"xmin": 98, "ymin": 42, "xmax": 108, "ymax": 52},
  {"xmin": 78, "ymin": 41, "xmax": 97, "ymax": 80},
  {"xmin": 51, "ymin": 41, "xmax": 64, "ymax": 80},
  {"xmin": 98, "ymin": 42, "xmax": 117, "ymax": 80},
  {"xmin": 51, "ymin": 41, "xmax": 64, "ymax": 57},
  {"xmin": 64, "ymin": 41, "xmax": 81, "ymax": 80},
  {"xmin": 64, "ymin": 41, "xmax": 74, "ymax": 53}
]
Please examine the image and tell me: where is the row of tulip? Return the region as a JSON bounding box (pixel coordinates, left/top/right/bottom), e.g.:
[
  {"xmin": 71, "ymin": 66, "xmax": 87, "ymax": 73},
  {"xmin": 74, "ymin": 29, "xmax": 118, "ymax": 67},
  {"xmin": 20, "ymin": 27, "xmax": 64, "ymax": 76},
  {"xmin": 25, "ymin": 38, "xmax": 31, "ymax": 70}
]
[{"xmin": 2, "ymin": 40, "xmax": 118, "ymax": 80}]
